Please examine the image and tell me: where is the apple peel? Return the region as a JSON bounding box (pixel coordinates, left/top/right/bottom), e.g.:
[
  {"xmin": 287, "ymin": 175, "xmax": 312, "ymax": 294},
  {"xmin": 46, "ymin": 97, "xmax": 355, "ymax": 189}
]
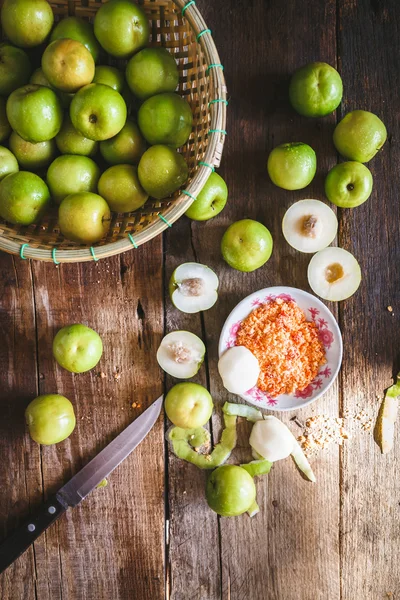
[
  {"xmin": 240, "ymin": 459, "xmax": 272, "ymax": 477},
  {"xmin": 247, "ymin": 500, "xmax": 260, "ymax": 518},
  {"xmin": 167, "ymin": 414, "xmax": 237, "ymax": 469},
  {"xmin": 374, "ymin": 373, "xmax": 400, "ymax": 454},
  {"xmin": 222, "ymin": 401, "xmax": 263, "ymax": 422}
]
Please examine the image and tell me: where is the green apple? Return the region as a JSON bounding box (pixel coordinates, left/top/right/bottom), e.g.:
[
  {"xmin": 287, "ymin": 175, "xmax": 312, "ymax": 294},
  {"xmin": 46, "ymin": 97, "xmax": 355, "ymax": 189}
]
[
  {"xmin": 325, "ymin": 161, "xmax": 373, "ymax": 208},
  {"xmin": 42, "ymin": 39, "xmax": 95, "ymax": 93},
  {"xmin": 0, "ymin": 43, "xmax": 31, "ymax": 96},
  {"xmin": 98, "ymin": 164, "xmax": 148, "ymax": 213},
  {"xmin": 58, "ymin": 192, "xmax": 111, "ymax": 244},
  {"xmin": 267, "ymin": 142, "xmax": 316, "ymax": 190},
  {"xmin": 0, "ymin": 97, "xmax": 11, "ymax": 143},
  {"xmin": 47, "ymin": 155, "xmax": 101, "ymax": 204},
  {"xmin": 0, "ymin": 171, "xmax": 50, "ymax": 225},
  {"xmin": 55, "ymin": 114, "xmax": 98, "ymax": 157},
  {"xmin": 221, "ymin": 219, "xmax": 273, "ymax": 272},
  {"xmin": 0, "ymin": 146, "xmax": 19, "ymax": 181},
  {"xmin": 70, "ymin": 83, "xmax": 127, "ymax": 142},
  {"xmin": 126, "ymin": 47, "xmax": 179, "ymax": 100},
  {"xmin": 165, "ymin": 382, "xmax": 213, "ymax": 429},
  {"xmin": 138, "ymin": 144, "xmax": 188, "ymax": 200},
  {"xmin": 289, "ymin": 62, "xmax": 343, "ymax": 117},
  {"xmin": 206, "ymin": 465, "xmax": 256, "ymax": 517},
  {"xmin": 100, "ymin": 120, "xmax": 146, "ymax": 165},
  {"xmin": 93, "ymin": 65, "xmax": 125, "ymax": 93},
  {"xmin": 29, "ymin": 67, "xmax": 52, "ymax": 88},
  {"xmin": 9, "ymin": 131, "xmax": 56, "ymax": 170},
  {"xmin": 94, "ymin": 0, "xmax": 149, "ymax": 59},
  {"xmin": 185, "ymin": 172, "xmax": 228, "ymax": 221},
  {"xmin": 53, "ymin": 323, "xmax": 103, "ymax": 373},
  {"xmin": 7, "ymin": 84, "xmax": 63, "ymax": 143},
  {"xmin": 138, "ymin": 92, "xmax": 193, "ymax": 148},
  {"xmin": 50, "ymin": 16, "xmax": 101, "ymax": 63},
  {"xmin": 333, "ymin": 110, "xmax": 387, "ymax": 163},
  {"xmin": 1, "ymin": 0, "xmax": 54, "ymax": 48},
  {"xmin": 25, "ymin": 394, "xmax": 76, "ymax": 445}
]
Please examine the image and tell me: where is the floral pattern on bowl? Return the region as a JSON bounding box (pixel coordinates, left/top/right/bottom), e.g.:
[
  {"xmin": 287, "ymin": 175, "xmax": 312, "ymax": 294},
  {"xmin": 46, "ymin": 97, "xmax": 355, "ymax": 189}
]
[{"xmin": 218, "ymin": 287, "xmax": 343, "ymax": 411}]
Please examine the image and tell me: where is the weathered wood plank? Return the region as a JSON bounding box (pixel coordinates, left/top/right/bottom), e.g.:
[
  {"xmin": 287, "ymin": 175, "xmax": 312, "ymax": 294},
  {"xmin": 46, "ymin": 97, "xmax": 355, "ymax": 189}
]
[
  {"xmin": 194, "ymin": 1, "xmax": 340, "ymax": 599},
  {"xmin": 338, "ymin": 1, "xmax": 400, "ymax": 598},
  {"xmin": 0, "ymin": 254, "xmax": 41, "ymax": 600},
  {"xmin": 165, "ymin": 219, "xmax": 222, "ymax": 600},
  {"xmin": 0, "ymin": 241, "xmax": 165, "ymax": 599}
]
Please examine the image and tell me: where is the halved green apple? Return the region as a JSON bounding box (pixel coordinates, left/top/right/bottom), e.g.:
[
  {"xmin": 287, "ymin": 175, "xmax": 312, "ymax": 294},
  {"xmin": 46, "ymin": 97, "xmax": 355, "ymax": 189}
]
[
  {"xmin": 156, "ymin": 330, "xmax": 205, "ymax": 378},
  {"xmin": 169, "ymin": 262, "xmax": 219, "ymax": 314}
]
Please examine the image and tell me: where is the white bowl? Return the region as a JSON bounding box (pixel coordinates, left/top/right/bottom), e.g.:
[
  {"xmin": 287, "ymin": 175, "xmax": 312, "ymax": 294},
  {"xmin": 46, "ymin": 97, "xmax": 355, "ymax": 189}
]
[{"xmin": 218, "ymin": 287, "xmax": 342, "ymax": 411}]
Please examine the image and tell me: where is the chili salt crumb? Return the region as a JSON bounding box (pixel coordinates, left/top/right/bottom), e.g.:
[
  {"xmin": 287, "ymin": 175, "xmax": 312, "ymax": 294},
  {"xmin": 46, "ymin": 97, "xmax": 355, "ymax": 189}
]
[{"xmin": 236, "ymin": 298, "xmax": 326, "ymax": 397}]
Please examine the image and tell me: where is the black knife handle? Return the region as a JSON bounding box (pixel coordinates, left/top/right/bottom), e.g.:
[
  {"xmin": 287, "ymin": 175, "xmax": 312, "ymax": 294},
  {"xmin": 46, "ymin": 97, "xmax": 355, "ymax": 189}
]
[{"xmin": 0, "ymin": 494, "xmax": 68, "ymax": 574}]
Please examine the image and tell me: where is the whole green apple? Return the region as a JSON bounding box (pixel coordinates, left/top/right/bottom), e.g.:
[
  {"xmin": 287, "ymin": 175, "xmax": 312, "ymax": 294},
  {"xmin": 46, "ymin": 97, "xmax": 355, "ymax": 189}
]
[
  {"xmin": 94, "ymin": 0, "xmax": 149, "ymax": 59},
  {"xmin": 267, "ymin": 142, "xmax": 316, "ymax": 190},
  {"xmin": 9, "ymin": 131, "xmax": 56, "ymax": 170},
  {"xmin": 138, "ymin": 92, "xmax": 193, "ymax": 148},
  {"xmin": 29, "ymin": 67, "xmax": 52, "ymax": 88},
  {"xmin": 93, "ymin": 65, "xmax": 125, "ymax": 93},
  {"xmin": 289, "ymin": 62, "xmax": 343, "ymax": 117},
  {"xmin": 7, "ymin": 84, "xmax": 63, "ymax": 143},
  {"xmin": 0, "ymin": 171, "xmax": 50, "ymax": 225},
  {"xmin": 165, "ymin": 382, "xmax": 213, "ymax": 429},
  {"xmin": 53, "ymin": 323, "xmax": 103, "ymax": 373},
  {"xmin": 98, "ymin": 164, "xmax": 148, "ymax": 213},
  {"xmin": 58, "ymin": 192, "xmax": 111, "ymax": 243},
  {"xmin": 325, "ymin": 161, "xmax": 373, "ymax": 208},
  {"xmin": 100, "ymin": 120, "xmax": 146, "ymax": 165},
  {"xmin": 0, "ymin": 146, "xmax": 19, "ymax": 181},
  {"xmin": 126, "ymin": 47, "xmax": 179, "ymax": 100},
  {"xmin": 221, "ymin": 219, "xmax": 273, "ymax": 272},
  {"xmin": 25, "ymin": 394, "xmax": 76, "ymax": 445},
  {"xmin": 55, "ymin": 114, "xmax": 98, "ymax": 157},
  {"xmin": 42, "ymin": 39, "xmax": 95, "ymax": 93},
  {"xmin": 47, "ymin": 155, "xmax": 101, "ymax": 204},
  {"xmin": 0, "ymin": 43, "xmax": 31, "ymax": 96},
  {"xmin": 333, "ymin": 110, "xmax": 387, "ymax": 163},
  {"xmin": 1, "ymin": 0, "xmax": 54, "ymax": 48},
  {"xmin": 0, "ymin": 97, "xmax": 11, "ymax": 143},
  {"xmin": 185, "ymin": 172, "xmax": 228, "ymax": 221},
  {"xmin": 50, "ymin": 16, "xmax": 101, "ymax": 63},
  {"xmin": 138, "ymin": 144, "xmax": 188, "ymax": 200},
  {"xmin": 70, "ymin": 83, "xmax": 127, "ymax": 141},
  {"xmin": 206, "ymin": 465, "xmax": 256, "ymax": 517}
]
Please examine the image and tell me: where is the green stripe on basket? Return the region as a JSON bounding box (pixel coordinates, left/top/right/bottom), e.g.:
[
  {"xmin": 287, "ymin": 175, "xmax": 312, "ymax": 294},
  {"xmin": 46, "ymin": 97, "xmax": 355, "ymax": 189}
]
[
  {"xmin": 158, "ymin": 214, "xmax": 172, "ymax": 227},
  {"xmin": 90, "ymin": 247, "xmax": 99, "ymax": 262},
  {"xmin": 196, "ymin": 28, "xmax": 211, "ymax": 41},
  {"xmin": 182, "ymin": 190, "xmax": 197, "ymax": 201},
  {"xmin": 52, "ymin": 247, "xmax": 60, "ymax": 265},
  {"xmin": 20, "ymin": 243, "xmax": 29, "ymax": 260},
  {"xmin": 128, "ymin": 233, "xmax": 138, "ymax": 249},
  {"xmin": 206, "ymin": 63, "xmax": 224, "ymax": 74},
  {"xmin": 208, "ymin": 129, "xmax": 227, "ymax": 135},
  {"xmin": 182, "ymin": 0, "xmax": 195, "ymax": 15},
  {"xmin": 208, "ymin": 98, "xmax": 228, "ymax": 107},
  {"xmin": 198, "ymin": 161, "xmax": 215, "ymax": 171}
]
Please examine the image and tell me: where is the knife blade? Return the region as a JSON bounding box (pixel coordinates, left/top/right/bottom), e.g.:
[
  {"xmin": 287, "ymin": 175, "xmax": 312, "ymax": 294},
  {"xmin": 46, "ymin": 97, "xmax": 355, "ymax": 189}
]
[{"xmin": 0, "ymin": 395, "xmax": 163, "ymax": 574}]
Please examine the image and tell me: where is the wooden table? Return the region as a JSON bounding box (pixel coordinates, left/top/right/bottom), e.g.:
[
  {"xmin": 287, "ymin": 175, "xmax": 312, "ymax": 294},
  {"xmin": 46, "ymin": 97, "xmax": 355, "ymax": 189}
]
[{"xmin": 1, "ymin": 1, "xmax": 399, "ymax": 598}]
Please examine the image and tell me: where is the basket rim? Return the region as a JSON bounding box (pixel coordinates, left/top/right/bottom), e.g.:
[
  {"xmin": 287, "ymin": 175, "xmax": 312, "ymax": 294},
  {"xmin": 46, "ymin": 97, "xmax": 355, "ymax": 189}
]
[{"xmin": 0, "ymin": 0, "xmax": 227, "ymax": 263}]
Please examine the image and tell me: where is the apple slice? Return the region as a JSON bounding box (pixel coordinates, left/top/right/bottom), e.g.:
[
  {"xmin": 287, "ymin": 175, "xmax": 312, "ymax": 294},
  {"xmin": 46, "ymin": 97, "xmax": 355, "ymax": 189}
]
[
  {"xmin": 157, "ymin": 330, "xmax": 205, "ymax": 378},
  {"xmin": 218, "ymin": 346, "xmax": 260, "ymax": 394},
  {"xmin": 282, "ymin": 199, "xmax": 338, "ymax": 253},
  {"xmin": 169, "ymin": 262, "xmax": 219, "ymax": 314},
  {"xmin": 308, "ymin": 246, "xmax": 361, "ymax": 301}
]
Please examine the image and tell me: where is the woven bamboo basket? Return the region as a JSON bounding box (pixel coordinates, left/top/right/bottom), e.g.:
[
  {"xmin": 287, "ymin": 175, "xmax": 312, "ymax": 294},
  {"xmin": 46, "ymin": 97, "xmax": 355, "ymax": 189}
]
[{"xmin": 0, "ymin": 0, "xmax": 227, "ymax": 262}]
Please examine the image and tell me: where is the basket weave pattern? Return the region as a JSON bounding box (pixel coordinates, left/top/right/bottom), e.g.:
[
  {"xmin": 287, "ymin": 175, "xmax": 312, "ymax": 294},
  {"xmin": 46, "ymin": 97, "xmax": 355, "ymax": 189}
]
[{"xmin": 0, "ymin": 0, "xmax": 227, "ymax": 262}]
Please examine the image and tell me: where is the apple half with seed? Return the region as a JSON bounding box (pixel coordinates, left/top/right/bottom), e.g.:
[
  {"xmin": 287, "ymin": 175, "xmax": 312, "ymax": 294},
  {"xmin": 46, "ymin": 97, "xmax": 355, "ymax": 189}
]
[
  {"xmin": 169, "ymin": 262, "xmax": 219, "ymax": 314},
  {"xmin": 308, "ymin": 247, "xmax": 361, "ymax": 301},
  {"xmin": 157, "ymin": 330, "xmax": 205, "ymax": 378}
]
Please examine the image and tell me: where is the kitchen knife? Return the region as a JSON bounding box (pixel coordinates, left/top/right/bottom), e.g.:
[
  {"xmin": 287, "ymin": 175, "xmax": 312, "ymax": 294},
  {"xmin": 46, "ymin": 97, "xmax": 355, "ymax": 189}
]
[{"xmin": 0, "ymin": 395, "xmax": 163, "ymax": 574}]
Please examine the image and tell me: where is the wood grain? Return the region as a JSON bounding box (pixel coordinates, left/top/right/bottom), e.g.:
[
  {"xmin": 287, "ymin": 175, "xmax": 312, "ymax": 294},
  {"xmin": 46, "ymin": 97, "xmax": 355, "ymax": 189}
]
[
  {"xmin": 338, "ymin": 1, "xmax": 400, "ymax": 598},
  {"xmin": 0, "ymin": 242, "xmax": 165, "ymax": 600}
]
